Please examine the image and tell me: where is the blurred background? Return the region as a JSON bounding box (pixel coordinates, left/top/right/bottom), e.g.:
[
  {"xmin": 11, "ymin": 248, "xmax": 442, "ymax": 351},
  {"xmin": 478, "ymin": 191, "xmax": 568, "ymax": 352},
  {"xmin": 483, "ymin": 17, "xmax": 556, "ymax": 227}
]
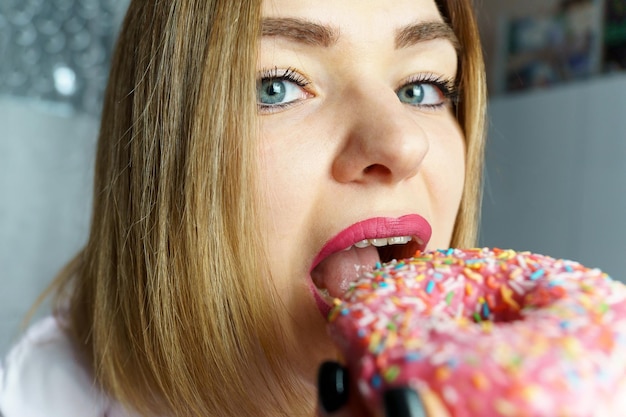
[
  {"xmin": 1, "ymin": 0, "xmax": 625, "ymax": 355},
  {"xmin": 0, "ymin": 0, "xmax": 129, "ymax": 354},
  {"xmin": 476, "ymin": 0, "xmax": 626, "ymax": 284}
]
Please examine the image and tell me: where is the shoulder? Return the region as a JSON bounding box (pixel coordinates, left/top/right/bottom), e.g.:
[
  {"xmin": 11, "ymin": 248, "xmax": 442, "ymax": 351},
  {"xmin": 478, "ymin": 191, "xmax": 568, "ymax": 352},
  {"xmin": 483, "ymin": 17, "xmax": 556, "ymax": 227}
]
[{"xmin": 0, "ymin": 316, "xmax": 115, "ymax": 417}]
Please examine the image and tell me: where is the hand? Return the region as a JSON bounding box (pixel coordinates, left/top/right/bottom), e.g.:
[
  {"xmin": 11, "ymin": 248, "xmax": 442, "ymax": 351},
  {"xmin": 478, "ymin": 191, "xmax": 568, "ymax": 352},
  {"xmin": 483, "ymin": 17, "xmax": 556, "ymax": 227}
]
[{"xmin": 316, "ymin": 361, "xmax": 451, "ymax": 417}]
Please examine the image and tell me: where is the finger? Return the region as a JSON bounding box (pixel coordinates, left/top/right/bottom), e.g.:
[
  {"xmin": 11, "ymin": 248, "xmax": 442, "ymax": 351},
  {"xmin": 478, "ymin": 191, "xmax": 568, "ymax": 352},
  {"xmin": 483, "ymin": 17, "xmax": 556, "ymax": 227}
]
[
  {"xmin": 317, "ymin": 361, "xmax": 450, "ymax": 417},
  {"xmin": 383, "ymin": 385, "xmax": 451, "ymax": 417},
  {"xmin": 415, "ymin": 385, "xmax": 450, "ymax": 417},
  {"xmin": 318, "ymin": 361, "xmax": 350, "ymax": 413},
  {"xmin": 317, "ymin": 361, "xmax": 373, "ymax": 417},
  {"xmin": 383, "ymin": 387, "xmax": 426, "ymax": 417}
]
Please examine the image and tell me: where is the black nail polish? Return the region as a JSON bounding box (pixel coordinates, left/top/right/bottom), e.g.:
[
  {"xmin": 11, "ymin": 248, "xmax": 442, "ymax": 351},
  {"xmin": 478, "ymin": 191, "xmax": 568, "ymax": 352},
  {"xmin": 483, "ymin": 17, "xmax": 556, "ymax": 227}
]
[
  {"xmin": 384, "ymin": 387, "xmax": 426, "ymax": 417},
  {"xmin": 317, "ymin": 361, "xmax": 350, "ymax": 413}
]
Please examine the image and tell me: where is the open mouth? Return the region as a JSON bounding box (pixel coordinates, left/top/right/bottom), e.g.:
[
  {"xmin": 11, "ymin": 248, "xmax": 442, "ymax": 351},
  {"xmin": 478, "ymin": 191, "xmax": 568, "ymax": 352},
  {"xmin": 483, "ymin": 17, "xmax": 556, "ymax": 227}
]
[
  {"xmin": 308, "ymin": 215, "xmax": 432, "ymax": 314},
  {"xmin": 311, "ymin": 234, "xmax": 425, "ymax": 302}
]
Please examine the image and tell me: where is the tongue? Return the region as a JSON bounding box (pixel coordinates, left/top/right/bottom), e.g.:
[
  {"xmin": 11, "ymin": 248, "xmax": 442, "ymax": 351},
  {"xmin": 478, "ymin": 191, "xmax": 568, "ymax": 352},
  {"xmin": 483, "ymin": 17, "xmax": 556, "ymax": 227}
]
[{"xmin": 311, "ymin": 246, "xmax": 381, "ymax": 298}]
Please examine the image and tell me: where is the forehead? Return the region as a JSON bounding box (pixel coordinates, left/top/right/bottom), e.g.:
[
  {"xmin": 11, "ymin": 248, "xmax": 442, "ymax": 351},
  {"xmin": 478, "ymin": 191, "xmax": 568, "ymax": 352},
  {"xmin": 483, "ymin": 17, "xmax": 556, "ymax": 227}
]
[
  {"xmin": 260, "ymin": 0, "xmax": 458, "ymax": 55},
  {"xmin": 261, "ymin": 0, "xmax": 445, "ymax": 28}
]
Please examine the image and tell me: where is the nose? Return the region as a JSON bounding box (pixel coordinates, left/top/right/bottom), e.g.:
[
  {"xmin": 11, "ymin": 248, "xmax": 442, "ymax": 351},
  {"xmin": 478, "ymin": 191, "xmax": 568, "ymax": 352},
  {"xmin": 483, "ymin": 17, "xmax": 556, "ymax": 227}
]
[{"xmin": 331, "ymin": 84, "xmax": 429, "ymax": 185}]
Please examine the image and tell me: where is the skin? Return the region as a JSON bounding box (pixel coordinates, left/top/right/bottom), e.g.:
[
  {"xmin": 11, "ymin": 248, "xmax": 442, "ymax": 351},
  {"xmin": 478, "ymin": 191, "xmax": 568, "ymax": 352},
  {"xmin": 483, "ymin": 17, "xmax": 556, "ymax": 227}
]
[{"xmin": 257, "ymin": 0, "xmax": 464, "ymax": 414}]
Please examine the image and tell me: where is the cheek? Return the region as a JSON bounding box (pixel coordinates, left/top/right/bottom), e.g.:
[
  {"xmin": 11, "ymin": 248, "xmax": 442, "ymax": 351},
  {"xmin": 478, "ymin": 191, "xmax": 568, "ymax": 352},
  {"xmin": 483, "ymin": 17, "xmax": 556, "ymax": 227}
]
[
  {"xmin": 257, "ymin": 143, "xmax": 301, "ymax": 241},
  {"xmin": 258, "ymin": 133, "xmax": 318, "ymax": 223},
  {"xmin": 434, "ymin": 116, "xmax": 465, "ymax": 192},
  {"xmin": 256, "ymin": 146, "xmax": 305, "ymax": 294},
  {"xmin": 256, "ymin": 130, "xmax": 327, "ymax": 278},
  {"xmin": 257, "ymin": 119, "xmax": 334, "ymax": 222}
]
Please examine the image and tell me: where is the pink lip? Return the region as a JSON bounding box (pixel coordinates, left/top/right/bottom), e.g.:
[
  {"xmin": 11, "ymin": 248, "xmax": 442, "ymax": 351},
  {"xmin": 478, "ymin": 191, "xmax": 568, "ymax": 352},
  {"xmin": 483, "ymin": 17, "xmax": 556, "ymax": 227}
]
[{"xmin": 309, "ymin": 214, "xmax": 432, "ymax": 316}]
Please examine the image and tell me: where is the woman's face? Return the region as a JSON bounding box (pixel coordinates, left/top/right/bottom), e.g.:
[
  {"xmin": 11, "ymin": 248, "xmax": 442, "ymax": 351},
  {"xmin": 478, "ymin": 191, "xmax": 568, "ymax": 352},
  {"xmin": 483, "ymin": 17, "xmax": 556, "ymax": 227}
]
[{"xmin": 257, "ymin": 0, "xmax": 465, "ymax": 392}]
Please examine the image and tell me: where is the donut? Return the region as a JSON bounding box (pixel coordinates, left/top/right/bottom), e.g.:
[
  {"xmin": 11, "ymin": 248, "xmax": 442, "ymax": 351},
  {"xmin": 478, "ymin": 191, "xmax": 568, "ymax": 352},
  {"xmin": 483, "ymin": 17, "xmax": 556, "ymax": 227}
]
[{"xmin": 326, "ymin": 248, "xmax": 626, "ymax": 416}]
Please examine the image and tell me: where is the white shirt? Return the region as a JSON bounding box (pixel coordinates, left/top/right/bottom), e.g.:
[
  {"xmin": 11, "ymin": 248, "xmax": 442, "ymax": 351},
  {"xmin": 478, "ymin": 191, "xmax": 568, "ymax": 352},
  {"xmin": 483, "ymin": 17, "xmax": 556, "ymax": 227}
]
[{"xmin": 0, "ymin": 317, "xmax": 134, "ymax": 417}]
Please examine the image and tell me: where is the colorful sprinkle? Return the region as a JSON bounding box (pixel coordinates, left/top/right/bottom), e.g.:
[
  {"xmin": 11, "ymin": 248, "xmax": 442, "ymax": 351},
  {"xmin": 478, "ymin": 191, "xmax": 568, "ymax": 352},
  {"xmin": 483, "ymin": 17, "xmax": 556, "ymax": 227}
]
[
  {"xmin": 383, "ymin": 366, "xmax": 400, "ymax": 382},
  {"xmin": 530, "ymin": 269, "xmax": 545, "ymax": 280},
  {"xmin": 446, "ymin": 291, "xmax": 454, "ymax": 305}
]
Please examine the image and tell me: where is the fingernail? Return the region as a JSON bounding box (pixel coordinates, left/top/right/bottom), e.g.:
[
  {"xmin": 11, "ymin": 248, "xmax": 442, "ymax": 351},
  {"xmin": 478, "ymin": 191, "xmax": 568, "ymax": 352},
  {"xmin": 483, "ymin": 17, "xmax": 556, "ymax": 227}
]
[
  {"xmin": 384, "ymin": 387, "xmax": 427, "ymax": 417},
  {"xmin": 317, "ymin": 361, "xmax": 350, "ymax": 413}
]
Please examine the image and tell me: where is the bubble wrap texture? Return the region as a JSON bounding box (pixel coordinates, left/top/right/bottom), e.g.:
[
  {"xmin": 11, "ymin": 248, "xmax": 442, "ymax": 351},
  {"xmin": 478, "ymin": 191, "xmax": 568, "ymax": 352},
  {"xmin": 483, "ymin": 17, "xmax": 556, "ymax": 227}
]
[{"xmin": 0, "ymin": 0, "xmax": 129, "ymax": 115}]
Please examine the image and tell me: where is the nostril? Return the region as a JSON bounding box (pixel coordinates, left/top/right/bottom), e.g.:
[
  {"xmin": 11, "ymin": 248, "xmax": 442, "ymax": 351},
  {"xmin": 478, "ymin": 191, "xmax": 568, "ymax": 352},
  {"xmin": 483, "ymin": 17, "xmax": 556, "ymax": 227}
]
[
  {"xmin": 363, "ymin": 163, "xmax": 392, "ymax": 177},
  {"xmin": 318, "ymin": 361, "xmax": 350, "ymax": 413}
]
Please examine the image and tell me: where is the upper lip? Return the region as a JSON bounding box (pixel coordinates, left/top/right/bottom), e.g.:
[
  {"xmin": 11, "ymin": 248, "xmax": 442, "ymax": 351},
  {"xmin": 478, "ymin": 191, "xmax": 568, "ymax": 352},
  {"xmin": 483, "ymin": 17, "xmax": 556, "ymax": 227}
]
[{"xmin": 310, "ymin": 214, "xmax": 432, "ymax": 272}]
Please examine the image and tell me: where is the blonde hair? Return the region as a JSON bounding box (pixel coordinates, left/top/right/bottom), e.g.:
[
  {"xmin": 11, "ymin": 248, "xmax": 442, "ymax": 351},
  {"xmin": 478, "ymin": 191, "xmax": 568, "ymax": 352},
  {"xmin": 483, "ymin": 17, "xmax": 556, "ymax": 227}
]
[
  {"xmin": 49, "ymin": 0, "xmax": 486, "ymax": 416},
  {"xmin": 440, "ymin": 0, "xmax": 487, "ymax": 249}
]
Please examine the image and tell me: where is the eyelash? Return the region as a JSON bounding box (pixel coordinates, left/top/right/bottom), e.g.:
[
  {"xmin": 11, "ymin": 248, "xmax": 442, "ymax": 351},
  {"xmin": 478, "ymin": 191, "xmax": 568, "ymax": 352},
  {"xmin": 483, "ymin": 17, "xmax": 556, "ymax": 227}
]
[
  {"xmin": 256, "ymin": 68, "xmax": 459, "ymax": 110},
  {"xmin": 260, "ymin": 66, "xmax": 310, "ymax": 87},
  {"xmin": 257, "ymin": 67, "xmax": 311, "ymax": 112},
  {"xmin": 401, "ymin": 73, "xmax": 459, "ymax": 109}
]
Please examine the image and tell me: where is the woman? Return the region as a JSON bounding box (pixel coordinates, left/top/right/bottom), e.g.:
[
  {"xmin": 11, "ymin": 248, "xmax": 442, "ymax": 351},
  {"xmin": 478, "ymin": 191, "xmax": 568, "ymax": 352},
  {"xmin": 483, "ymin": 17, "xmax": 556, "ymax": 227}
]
[{"xmin": 0, "ymin": 0, "xmax": 486, "ymax": 416}]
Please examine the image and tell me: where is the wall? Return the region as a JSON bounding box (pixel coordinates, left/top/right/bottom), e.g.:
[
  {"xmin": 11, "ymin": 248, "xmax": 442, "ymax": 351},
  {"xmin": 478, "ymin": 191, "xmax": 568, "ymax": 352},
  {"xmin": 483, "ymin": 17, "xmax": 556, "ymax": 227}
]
[
  {"xmin": 477, "ymin": 0, "xmax": 626, "ymax": 279},
  {"xmin": 0, "ymin": 0, "xmax": 128, "ymax": 355},
  {"xmin": 0, "ymin": 99, "xmax": 97, "ymax": 354},
  {"xmin": 480, "ymin": 73, "xmax": 626, "ymax": 280}
]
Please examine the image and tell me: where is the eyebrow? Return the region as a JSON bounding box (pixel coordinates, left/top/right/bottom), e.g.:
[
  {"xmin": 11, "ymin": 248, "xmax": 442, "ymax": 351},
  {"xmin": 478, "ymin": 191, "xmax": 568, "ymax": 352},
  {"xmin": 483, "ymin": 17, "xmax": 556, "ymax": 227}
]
[
  {"xmin": 396, "ymin": 21, "xmax": 460, "ymax": 52},
  {"xmin": 261, "ymin": 17, "xmax": 338, "ymax": 47},
  {"xmin": 261, "ymin": 17, "xmax": 459, "ymax": 51}
]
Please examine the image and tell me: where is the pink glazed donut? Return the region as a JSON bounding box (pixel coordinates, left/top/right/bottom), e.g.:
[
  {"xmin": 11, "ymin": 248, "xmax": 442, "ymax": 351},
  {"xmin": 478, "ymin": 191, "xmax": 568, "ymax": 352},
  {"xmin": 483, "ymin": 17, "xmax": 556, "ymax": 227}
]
[{"xmin": 327, "ymin": 248, "xmax": 626, "ymax": 416}]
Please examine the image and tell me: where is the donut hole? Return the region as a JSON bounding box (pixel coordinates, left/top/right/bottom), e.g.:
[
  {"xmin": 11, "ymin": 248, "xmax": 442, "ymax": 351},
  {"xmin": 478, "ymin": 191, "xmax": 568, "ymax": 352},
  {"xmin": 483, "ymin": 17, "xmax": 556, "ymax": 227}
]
[
  {"xmin": 457, "ymin": 286, "xmax": 528, "ymax": 324},
  {"xmin": 479, "ymin": 293, "xmax": 524, "ymax": 323},
  {"xmin": 469, "ymin": 282, "xmax": 559, "ymax": 324}
]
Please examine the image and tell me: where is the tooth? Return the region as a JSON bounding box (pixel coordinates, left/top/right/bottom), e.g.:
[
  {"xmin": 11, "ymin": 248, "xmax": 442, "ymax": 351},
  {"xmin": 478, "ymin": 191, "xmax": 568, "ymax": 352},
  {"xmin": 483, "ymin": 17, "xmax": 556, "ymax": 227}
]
[
  {"xmin": 354, "ymin": 236, "xmax": 414, "ymax": 248},
  {"xmin": 384, "ymin": 236, "xmax": 412, "ymax": 245},
  {"xmin": 343, "ymin": 245, "xmax": 353, "ymax": 251},
  {"xmin": 415, "ymin": 237, "xmax": 424, "ymax": 246},
  {"xmin": 354, "ymin": 239, "xmax": 371, "ymax": 248}
]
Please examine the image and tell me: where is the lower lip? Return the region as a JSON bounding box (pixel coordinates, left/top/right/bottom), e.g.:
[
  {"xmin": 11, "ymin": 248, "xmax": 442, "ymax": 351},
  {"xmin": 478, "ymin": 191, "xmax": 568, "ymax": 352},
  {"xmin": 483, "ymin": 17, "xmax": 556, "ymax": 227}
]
[{"xmin": 308, "ymin": 214, "xmax": 432, "ymax": 318}]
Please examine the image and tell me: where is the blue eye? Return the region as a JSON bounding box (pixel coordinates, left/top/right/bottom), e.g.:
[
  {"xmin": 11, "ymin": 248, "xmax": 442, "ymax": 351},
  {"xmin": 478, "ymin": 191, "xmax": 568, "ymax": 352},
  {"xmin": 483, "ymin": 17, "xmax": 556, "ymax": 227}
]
[
  {"xmin": 396, "ymin": 76, "xmax": 457, "ymax": 108},
  {"xmin": 257, "ymin": 68, "xmax": 310, "ymax": 111},
  {"xmin": 258, "ymin": 79, "xmax": 289, "ymax": 105}
]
